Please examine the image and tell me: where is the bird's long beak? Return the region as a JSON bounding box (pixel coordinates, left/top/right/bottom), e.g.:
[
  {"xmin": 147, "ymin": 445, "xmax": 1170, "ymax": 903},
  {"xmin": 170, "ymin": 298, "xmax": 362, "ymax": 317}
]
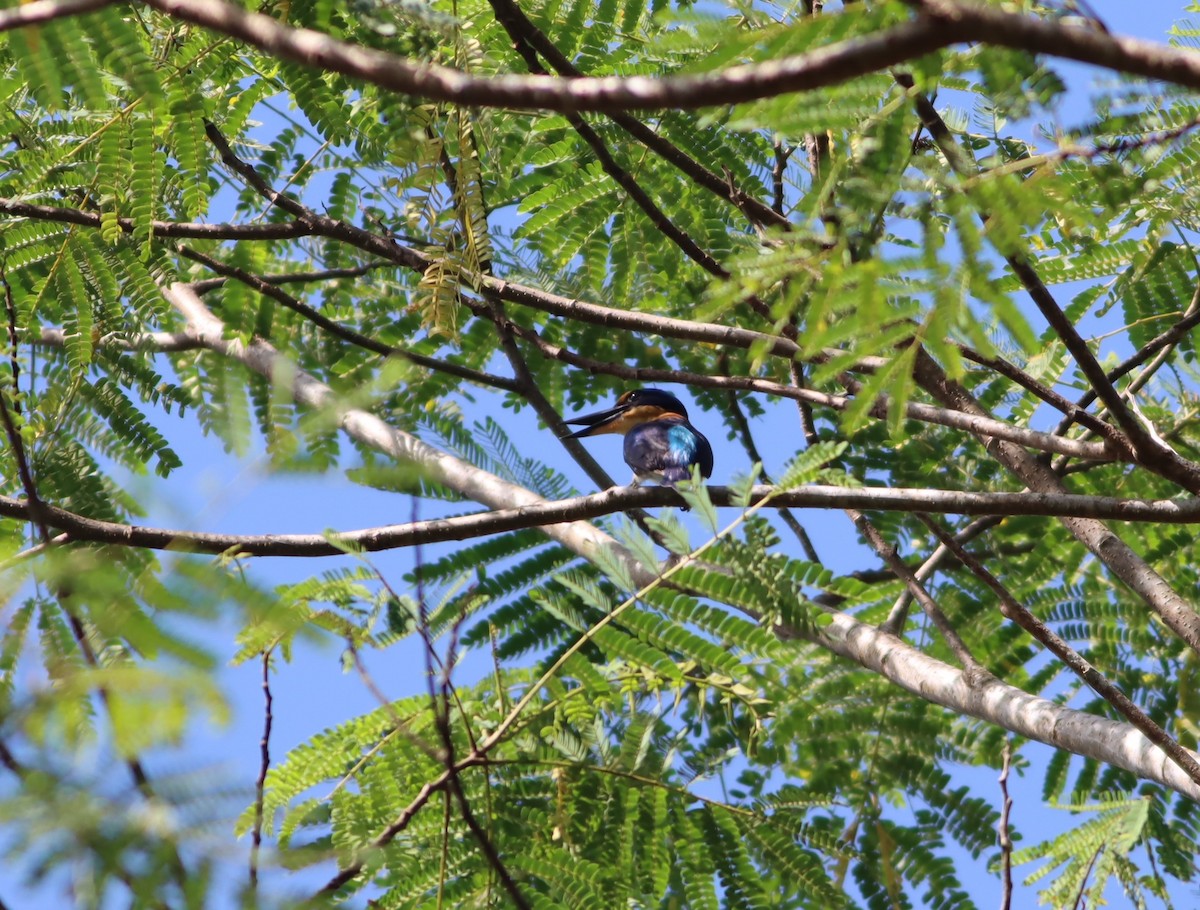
[{"xmin": 562, "ymin": 402, "xmax": 632, "ymax": 438}]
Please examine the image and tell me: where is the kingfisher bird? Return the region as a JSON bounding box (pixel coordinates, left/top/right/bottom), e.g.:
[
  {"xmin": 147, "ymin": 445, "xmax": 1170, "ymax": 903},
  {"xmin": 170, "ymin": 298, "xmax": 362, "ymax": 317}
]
[{"xmin": 564, "ymin": 388, "xmax": 713, "ymax": 489}]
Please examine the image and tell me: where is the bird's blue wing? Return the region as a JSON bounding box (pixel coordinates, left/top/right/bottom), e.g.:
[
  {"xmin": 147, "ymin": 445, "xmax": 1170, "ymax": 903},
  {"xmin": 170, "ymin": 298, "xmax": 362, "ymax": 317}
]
[{"xmin": 624, "ymin": 420, "xmax": 711, "ymax": 486}]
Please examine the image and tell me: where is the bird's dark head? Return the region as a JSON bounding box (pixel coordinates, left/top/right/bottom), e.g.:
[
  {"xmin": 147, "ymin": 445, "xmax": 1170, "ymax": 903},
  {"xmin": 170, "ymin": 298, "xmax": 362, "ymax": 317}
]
[{"xmin": 563, "ymin": 388, "xmax": 687, "ymax": 438}]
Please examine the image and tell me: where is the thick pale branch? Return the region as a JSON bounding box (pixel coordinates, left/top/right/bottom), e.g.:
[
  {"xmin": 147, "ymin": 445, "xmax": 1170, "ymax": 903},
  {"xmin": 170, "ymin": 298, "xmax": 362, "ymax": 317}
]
[
  {"xmin": 813, "ymin": 611, "xmax": 1200, "ymax": 801},
  {"xmin": 920, "ymin": 514, "xmax": 1200, "ymax": 788},
  {"xmin": 132, "ymin": 0, "xmax": 1200, "ymax": 112},
  {"xmin": 160, "ymin": 283, "xmax": 1200, "ymax": 812}
]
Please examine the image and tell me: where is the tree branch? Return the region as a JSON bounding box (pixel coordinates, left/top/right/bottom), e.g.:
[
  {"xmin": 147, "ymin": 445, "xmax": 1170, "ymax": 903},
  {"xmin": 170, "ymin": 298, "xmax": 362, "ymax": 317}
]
[
  {"xmin": 920, "ymin": 513, "xmax": 1200, "ymax": 788},
  {"xmin": 131, "ymin": 0, "xmax": 1200, "ymax": 113},
  {"xmin": 6, "ymin": 483, "xmax": 1200, "ymax": 558},
  {"xmin": 912, "ymin": 350, "xmax": 1200, "ymax": 655},
  {"xmin": 497, "ymin": 311, "xmax": 1120, "ymax": 461},
  {"xmin": 0, "ymin": 197, "xmax": 310, "ymax": 240},
  {"xmin": 175, "ymin": 245, "xmax": 522, "ymax": 393},
  {"xmin": 156, "ymin": 283, "xmax": 1200, "ymax": 831},
  {"xmin": 0, "ymin": 0, "xmax": 113, "ymax": 32},
  {"xmin": 899, "ymin": 71, "xmax": 1200, "ymax": 492},
  {"xmin": 250, "ymin": 650, "xmax": 273, "ymax": 891},
  {"xmin": 484, "ymin": 0, "xmax": 790, "ymax": 230}
]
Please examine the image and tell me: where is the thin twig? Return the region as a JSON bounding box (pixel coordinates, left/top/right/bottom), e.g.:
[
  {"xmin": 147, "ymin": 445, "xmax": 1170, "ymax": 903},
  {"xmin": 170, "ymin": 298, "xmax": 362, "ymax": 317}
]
[
  {"xmin": 250, "ymin": 650, "xmax": 273, "ymax": 890},
  {"xmin": 881, "ymin": 516, "xmax": 1001, "ymax": 634},
  {"xmin": 413, "ymin": 498, "xmax": 531, "ymax": 910},
  {"xmin": 177, "ymin": 245, "xmax": 521, "ymax": 393},
  {"xmin": 850, "ymin": 509, "xmax": 985, "ymax": 675}
]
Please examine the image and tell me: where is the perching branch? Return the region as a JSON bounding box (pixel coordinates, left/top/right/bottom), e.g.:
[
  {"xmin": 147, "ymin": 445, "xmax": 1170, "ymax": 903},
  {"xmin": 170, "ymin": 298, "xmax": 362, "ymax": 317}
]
[{"xmin": 6, "ymin": 482, "xmax": 1200, "ymax": 558}]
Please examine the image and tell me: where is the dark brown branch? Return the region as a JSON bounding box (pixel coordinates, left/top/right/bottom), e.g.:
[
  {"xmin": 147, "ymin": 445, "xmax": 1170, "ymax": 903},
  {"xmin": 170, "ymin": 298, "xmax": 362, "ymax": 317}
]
[
  {"xmin": 913, "ymin": 350, "xmax": 1200, "ymax": 654},
  {"xmin": 920, "ymin": 514, "xmax": 1200, "ymax": 788},
  {"xmin": 0, "ymin": 197, "xmax": 309, "ymax": 240},
  {"xmin": 484, "ymin": 0, "xmax": 728, "ymax": 277},
  {"xmin": 1054, "ymin": 283, "xmax": 1200, "ymax": 439},
  {"xmin": 496, "ymin": 312, "xmax": 1119, "ymax": 461},
  {"xmin": 899, "ymin": 72, "xmax": 1200, "ymax": 492},
  {"xmin": 998, "ymin": 742, "xmax": 1013, "ymax": 910},
  {"xmin": 880, "ymin": 515, "xmax": 1001, "ymax": 634},
  {"xmin": 250, "ymin": 650, "xmax": 273, "ymax": 891},
  {"xmin": 134, "ymin": 0, "xmax": 1200, "ymax": 112},
  {"xmin": 484, "ymin": 0, "xmax": 789, "ymax": 230},
  {"xmin": 851, "ymin": 509, "xmax": 985, "ymax": 674},
  {"xmin": 176, "ymin": 245, "xmax": 521, "ymax": 393},
  {"xmin": 959, "ymin": 344, "xmax": 1125, "ymax": 447},
  {"xmin": 6, "ymin": 484, "xmax": 1200, "ymax": 558}
]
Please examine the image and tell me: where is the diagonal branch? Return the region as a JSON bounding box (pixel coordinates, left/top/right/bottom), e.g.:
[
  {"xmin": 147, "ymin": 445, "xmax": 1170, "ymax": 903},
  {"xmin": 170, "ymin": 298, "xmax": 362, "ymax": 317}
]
[
  {"xmin": 912, "ymin": 350, "xmax": 1200, "ymax": 655},
  {"xmin": 898, "ymin": 72, "xmax": 1200, "ymax": 492},
  {"xmin": 484, "ymin": 0, "xmax": 789, "ymax": 230},
  {"xmin": 919, "ymin": 514, "xmax": 1200, "ymax": 788},
  {"xmin": 176, "ymin": 245, "xmax": 522, "ymax": 393},
  {"xmin": 851, "ymin": 508, "xmax": 984, "ymax": 674}
]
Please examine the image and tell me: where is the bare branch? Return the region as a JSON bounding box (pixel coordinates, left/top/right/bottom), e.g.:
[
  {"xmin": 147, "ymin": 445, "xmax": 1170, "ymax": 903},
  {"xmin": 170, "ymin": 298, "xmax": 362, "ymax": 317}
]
[
  {"xmin": 131, "ymin": 0, "xmax": 1200, "ymax": 113},
  {"xmin": 0, "ymin": 0, "xmax": 113, "ymax": 32},
  {"xmin": 7, "ymin": 482, "xmax": 1200, "ymax": 558},
  {"xmin": 176, "ymin": 245, "xmax": 522, "ymax": 393}
]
